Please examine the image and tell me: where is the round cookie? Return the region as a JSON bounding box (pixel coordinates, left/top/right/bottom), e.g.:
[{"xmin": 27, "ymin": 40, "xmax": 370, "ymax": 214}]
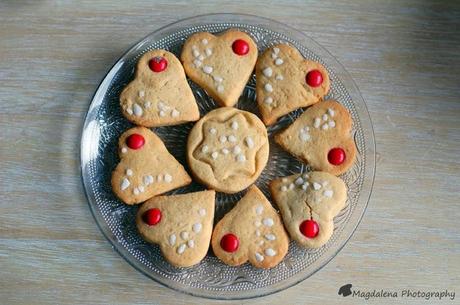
[
  {"xmin": 180, "ymin": 29, "xmax": 258, "ymax": 107},
  {"xmin": 187, "ymin": 107, "xmax": 269, "ymax": 194}
]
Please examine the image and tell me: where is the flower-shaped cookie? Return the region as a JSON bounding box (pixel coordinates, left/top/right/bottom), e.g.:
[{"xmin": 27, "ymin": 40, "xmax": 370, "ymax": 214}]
[
  {"xmin": 270, "ymin": 172, "xmax": 347, "ymax": 248},
  {"xmin": 187, "ymin": 107, "xmax": 269, "ymax": 193},
  {"xmin": 275, "ymin": 100, "xmax": 356, "ymax": 176},
  {"xmin": 211, "ymin": 186, "xmax": 289, "ymax": 268},
  {"xmin": 137, "ymin": 190, "xmax": 215, "ymax": 267},
  {"xmin": 181, "ymin": 29, "xmax": 258, "ymax": 107},
  {"xmin": 256, "ymin": 44, "xmax": 330, "ymax": 125},
  {"xmin": 111, "ymin": 127, "xmax": 191, "ymax": 205},
  {"xmin": 120, "ymin": 50, "xmax": 200, "ymax": 127}
]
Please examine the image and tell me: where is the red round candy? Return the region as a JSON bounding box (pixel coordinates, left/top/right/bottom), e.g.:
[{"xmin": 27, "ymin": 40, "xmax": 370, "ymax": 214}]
[
  {"xmin": 328, "ymin": 148, "xmax": 346, "ymax": 165},
  {"xmin": 232, "ymin": 39, "xmax": 249, "ymax": 56},
  {"xmin": 220, "ymin": 233, "xmax": 239, "ymax": 252},
  {"xmin": 126, "ymin": 134, "xmax": 145, "ymax": 150},
  {"xmin": 306, "ymin": 69, "xmax": 323, "ymax": 87},
  {"xmin": 149, "ymin": 56, "xmax": 168, "ymax": 72},
  {"xmin": 143, "ymin": 208, "xmax": 162, "ymax": 226},
  {"xmin": 299, "ymin": 219, "xmax": 319, "ymax": 238}
]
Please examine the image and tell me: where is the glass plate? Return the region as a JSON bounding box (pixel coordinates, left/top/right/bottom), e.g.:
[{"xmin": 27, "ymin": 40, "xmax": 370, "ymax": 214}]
[{"xmin": 81, "ymin": 14, "xmax": 375, "ymax": 300}]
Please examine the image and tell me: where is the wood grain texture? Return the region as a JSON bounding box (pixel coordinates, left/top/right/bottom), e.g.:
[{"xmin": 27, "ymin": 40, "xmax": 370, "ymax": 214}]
[{"xmin": 1, "ymin": 1, "xmax": 459, "ymax": 304}]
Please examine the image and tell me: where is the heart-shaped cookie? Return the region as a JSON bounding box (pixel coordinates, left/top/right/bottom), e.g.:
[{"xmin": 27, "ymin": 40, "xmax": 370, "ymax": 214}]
[
  {"xmin": 256, "ymin": 44, "xmax": 330, "ymax": 125},
  {"xmin": 181, "ymin": 29, "xmax": 258, "ymax": 107},
  {"xmin": 120, "ymin": 50, "xmax": 200, "ymax": 127},
  {"xmin": 111, "ymin": 127, "xmax": 191, "ymax": 205},
  {"xmin": 136, "ymin": 190, "xmax": 215, "ymax": 267},
  {"xmin": 211, "ymin": 186, "xmax": 289, "ymax": 269},
  {"xmin": 275, "ymin": 100, "xmax": 356, "ymax": 176},
  {"xmin": 270, "ymin": 172, "xmax": 347, "ymax": 248}
]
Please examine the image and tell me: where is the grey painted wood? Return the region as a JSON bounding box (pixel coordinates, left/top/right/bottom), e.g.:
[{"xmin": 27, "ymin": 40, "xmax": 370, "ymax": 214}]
[{"xmin": 1, "ymin": 1, "xmax": 459, "ymax": 304}]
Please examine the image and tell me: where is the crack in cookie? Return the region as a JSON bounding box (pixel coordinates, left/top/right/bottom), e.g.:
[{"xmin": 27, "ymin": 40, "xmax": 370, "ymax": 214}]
[{"xmin": 270, "ymin": 172, "xmax": 347, "ymax": 248}]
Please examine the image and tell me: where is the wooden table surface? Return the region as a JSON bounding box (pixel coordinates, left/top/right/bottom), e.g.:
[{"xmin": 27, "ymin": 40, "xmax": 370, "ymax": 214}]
[{"xmin": 1, "ymin": 1, "xmax": 459, "ymax": 304}]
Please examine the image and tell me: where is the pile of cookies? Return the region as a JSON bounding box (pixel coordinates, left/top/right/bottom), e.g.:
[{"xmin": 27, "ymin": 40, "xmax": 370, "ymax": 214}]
[{"xmin": 111, "ymin": 30, "xmax": 357, "ymax": 268}]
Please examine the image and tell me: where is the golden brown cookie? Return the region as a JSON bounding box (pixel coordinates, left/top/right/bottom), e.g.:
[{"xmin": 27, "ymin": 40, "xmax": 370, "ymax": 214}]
[
  {"xmin": 187, "ymin": 107, "xmax": 269, "ymax": 194},
  {"xmin": 275, "ymin": 100, "xmax": 356, "ymax": 176},
  {"xmin": 256, "ymin": 44, "xmax": 330, "ymax": 125},
  {"xmin": 181, "ymin": 29, "xmax": 258, "ymax": 107},
  {"xmin": 111, "ymin": 127, "xmax": 191, "ymax": 205},
  {"xmin": 270, "ymin": 172, "xmax": 347, "ymax": 248},
  {"xmin": 211, "ymin": 186, "xmax": 289, "ymax": 268},
  {"xmin": 119, "ymin": 50, "xmax": 200, "ymax": 127},
  {"xmin": 136, "ymin": 190, "xmax": 215, "ymax": 267}
]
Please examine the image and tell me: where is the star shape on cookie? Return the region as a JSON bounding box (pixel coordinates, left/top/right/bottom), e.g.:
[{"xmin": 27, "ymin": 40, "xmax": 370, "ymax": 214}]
[
  {"xmin": 195, "ymin": 112, "xmax": 264, "ymax": 180},
  {"xmin": 187, "ymin": 107, "xmax": 269, "ymax": 193}
]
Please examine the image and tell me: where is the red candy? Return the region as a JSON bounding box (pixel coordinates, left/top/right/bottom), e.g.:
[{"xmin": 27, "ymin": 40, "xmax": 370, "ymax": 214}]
[
  {"xmin": 328, "ymin": 148, "xmax": 346, "ymax": 165},
  {"xmin": 143, "ymin": 208, "xmax": 162, "ymax": 226},
  {"xmin": 126, "ymin": 133, "xmax": 145, "ymax": 150},
  {"xmin": 149, "ymin": 56, "xmax": 168, "ymax": 72},
  {"xmin": 299, "ymin": 219, "xmax": 319, "ymax": 238},
  {"xmin": 232, "ymin": 39, "xmax": 249, "ymax": 56},
  {"xmin": 306, "ymin": 70, "xmax": 323, "ymax": 87},
  {"xmin": 220, "ymin": 233, "xmax": 239, "ymax": 252}
]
